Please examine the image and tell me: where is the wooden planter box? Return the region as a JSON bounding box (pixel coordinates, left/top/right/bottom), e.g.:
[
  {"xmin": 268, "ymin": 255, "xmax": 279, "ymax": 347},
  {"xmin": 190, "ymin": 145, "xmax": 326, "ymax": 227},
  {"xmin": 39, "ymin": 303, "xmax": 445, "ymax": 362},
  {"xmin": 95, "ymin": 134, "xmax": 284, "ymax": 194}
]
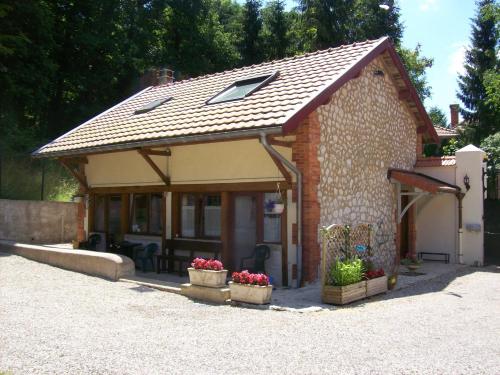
[
  {"xmin": 366, "ymin": 275, "xmax": 388, "ymax": 297},
  {"xmin": 322, "ymin": 280, "xmax": 367, "ymax": 305},
  {"xmin": 187, "ymin": 268, "xmax": 228, "ymax": 288},
  {"xmin": 229, "ymin": 282, "xmax": 273, "ymax": 304}
]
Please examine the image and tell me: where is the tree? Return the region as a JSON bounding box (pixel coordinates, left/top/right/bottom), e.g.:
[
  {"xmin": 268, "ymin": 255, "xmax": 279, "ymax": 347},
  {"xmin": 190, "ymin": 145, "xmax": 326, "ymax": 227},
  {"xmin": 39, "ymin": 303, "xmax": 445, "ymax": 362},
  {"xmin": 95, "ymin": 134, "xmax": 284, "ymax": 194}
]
[
  {"xmin": 397, "ymin": 44, "xmax": 434, "ymax": 101},
  {"xmin": 240, "ymin": 0, "xmax": 263, "ymax": 65},
  {"xmin": 262, "ymin": 0, "xmax": 289, "ymax": 59},
  {"xmin": 297, "ymin": 0, "xmax": 356, "ymax": 49},
  {"xmin": 352, "ymin": 0, "xmax": 403, "ymax": 45},
  {"xmin": 428, "ymin": 106, "xmax": 448, "ymax": 127},
  {"xmin": 457, "ymin": 0, "xmax": 499, "ymax": 144}
]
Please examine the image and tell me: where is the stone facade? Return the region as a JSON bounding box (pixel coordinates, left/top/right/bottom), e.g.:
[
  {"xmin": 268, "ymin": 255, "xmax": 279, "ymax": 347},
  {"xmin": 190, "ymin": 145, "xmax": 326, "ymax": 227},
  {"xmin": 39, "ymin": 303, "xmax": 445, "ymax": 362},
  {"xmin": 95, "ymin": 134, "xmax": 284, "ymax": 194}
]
[{"xmin": 316, "ymin": 57, "xmax": 418, "ymax": 271}]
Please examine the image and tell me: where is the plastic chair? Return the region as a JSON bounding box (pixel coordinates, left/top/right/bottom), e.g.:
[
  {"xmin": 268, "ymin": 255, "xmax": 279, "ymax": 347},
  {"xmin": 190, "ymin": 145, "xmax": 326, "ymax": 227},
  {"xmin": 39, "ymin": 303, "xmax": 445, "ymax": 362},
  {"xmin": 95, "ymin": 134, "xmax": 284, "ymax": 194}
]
[
  {"xmin": 135, "ymin": 243, "xmax": 158, "ymax": 272},
  {"xmin": 239, "ymin": 244, "xmax": 271, "ymax": 274},
  {"xmin": 82, "ymin": 233, "xmax": 101, "ymax": 251}
]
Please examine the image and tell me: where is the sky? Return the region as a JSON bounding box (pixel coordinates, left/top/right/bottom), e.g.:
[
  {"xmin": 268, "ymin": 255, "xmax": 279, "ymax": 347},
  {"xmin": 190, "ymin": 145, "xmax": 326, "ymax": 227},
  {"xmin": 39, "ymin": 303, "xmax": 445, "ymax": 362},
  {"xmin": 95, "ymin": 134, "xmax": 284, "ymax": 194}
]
[
  {"xmin": 257, "ymin": 0, "xmax": 478, "ymax": 123},
  {"xmin": 399, "ymin": 0, "xmax": 477, "ymax": 122}
]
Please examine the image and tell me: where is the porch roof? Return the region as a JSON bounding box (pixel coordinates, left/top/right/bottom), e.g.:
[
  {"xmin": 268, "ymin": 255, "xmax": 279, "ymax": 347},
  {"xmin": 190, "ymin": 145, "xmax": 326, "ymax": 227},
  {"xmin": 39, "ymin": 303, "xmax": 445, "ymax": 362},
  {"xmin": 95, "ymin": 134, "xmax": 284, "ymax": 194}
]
[
  {"xmin": 388, "ymin": 168, "xmax": 461, "ymax": 194},
  {"xmin": 34, "ymin": 36, "xmax": 439, "ymax": 158}
]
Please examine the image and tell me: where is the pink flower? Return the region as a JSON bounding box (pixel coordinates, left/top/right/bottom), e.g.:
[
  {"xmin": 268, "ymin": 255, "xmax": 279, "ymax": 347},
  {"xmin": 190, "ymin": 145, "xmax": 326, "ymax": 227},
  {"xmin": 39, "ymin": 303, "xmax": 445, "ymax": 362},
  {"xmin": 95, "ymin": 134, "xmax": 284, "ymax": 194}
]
[
  {"xmin": 232, "ymin": 270, "xmax": 269, "ymax": 286},
  {"xmin": 191, "ymin": 258, "xmax": 224, "ymax": 271}
]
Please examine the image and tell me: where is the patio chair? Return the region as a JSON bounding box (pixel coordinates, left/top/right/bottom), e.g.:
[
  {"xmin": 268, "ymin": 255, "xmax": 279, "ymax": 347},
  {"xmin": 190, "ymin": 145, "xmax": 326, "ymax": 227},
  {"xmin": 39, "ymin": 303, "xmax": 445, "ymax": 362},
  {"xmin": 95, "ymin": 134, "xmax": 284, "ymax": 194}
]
[
  {"xmin": 135, "ymin": 243, "xmax": 158, "ymax": 272},
  {"xmin": 239, "ymin": 244, "xmax": 271, "ymax": 274},
  {"xmin": 81, "ymin": 233, "xmax": 101, "ymax": 251}
]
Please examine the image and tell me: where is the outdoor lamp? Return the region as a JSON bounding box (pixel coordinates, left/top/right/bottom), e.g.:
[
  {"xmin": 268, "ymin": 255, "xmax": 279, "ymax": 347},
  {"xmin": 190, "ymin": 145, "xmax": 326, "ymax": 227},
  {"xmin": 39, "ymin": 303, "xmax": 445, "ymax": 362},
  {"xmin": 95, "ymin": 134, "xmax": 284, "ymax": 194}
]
[{"xmin": 463, "ymin": 174, "xmax": 471, "ymax": 191}]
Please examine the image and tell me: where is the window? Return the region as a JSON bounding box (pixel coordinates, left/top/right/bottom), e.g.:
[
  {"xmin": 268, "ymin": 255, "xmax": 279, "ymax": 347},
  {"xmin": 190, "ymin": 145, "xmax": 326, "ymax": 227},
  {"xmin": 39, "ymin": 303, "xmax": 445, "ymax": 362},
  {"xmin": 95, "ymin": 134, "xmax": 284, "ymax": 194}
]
[
  {"xmin": 263, "ymin": 192, "xmax": 281, "ymax": 243},
  {"xmin": 134, "ymin": 96, "xmax": 172, "ymax": 114},
  {"xmin": 206, "ymin": 72, "xmax": 278, "ymax": 104},
  {"xmin": 94, "ymin": 195, "xmax": 106, "ymax": 232},
  {"xmin": 131, "ymin": 193, "xmax": 163, "ymax": 235},
  {"xmin": 180, "ymin": 193, "xmax": 221, "ymax": 238}
]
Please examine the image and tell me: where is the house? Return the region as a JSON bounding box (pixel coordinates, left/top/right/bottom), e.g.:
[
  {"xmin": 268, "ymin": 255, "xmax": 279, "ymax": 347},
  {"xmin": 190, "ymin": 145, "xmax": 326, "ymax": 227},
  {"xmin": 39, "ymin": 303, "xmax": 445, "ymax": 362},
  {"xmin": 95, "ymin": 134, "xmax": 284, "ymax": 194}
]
[{"xmin": 35, "ymin": 36, "xmax": 467, "ymax": 287}]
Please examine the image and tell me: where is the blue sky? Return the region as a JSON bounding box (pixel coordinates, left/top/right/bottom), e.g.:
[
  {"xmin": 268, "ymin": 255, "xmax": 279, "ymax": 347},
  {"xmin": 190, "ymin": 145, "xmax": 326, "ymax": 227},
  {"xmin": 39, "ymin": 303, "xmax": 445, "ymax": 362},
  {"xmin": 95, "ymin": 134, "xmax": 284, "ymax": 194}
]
[
  {"xmin": 253, "ymin": 0, "xmax": 478, "ymax": 122},
  {"xmin": 399, "ymin": 0, "xmax": 476, "ymax": 122}
]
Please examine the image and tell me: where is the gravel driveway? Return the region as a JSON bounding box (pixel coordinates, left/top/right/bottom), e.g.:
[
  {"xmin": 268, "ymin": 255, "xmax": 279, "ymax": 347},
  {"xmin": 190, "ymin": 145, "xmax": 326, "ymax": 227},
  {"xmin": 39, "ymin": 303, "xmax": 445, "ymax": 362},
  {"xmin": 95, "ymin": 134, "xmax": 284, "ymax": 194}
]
[{"xmin": 1, "ymin": 252, "xmax": 499, "ymax": 375}]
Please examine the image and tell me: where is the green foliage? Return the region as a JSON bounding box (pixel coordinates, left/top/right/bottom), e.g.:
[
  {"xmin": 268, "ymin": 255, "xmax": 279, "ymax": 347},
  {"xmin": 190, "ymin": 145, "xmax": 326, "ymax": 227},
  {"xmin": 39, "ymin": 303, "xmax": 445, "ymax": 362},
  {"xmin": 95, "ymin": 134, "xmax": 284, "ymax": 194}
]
[
  {"xmin": 457, "ymin": 0, "xmax": 499, "ymax": 144},
  {"xmin": 329, "ymin": 257, "xmax": 364, "ymax": 286},
  {"xmin": 442, "ymin": 138, "xmax": 462, "ymax": 156},
  {"xmin": 240, "ymin": 0, "xmax": 263, "ymax": 65},
  {"xmin": 428, "ymin": 106, "xmax": 448, "ymax": 127},
  {"xmin": 397, "ymin": 45, "xmax": 434, "ymax": 101},
  {"xmin": 261, "ymin": 1, "xmax": 288, "ymax": 60},
  {"xmin": 481, "ymin": 132, "xmax": 500, "ymax": 172}
]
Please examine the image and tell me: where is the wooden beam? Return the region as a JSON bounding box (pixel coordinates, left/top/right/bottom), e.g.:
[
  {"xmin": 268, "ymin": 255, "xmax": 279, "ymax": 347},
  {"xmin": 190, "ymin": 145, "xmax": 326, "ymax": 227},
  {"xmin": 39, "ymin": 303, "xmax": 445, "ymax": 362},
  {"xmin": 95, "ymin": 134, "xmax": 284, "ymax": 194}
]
[
  {"xmin": 141, "ymin": 148, "xmax": 171, "ymax": 156},
  {"xmin": 398, "ymin": 89, "xmax": 411, "ymax": 101},
  {"xmin": 268, "ymin": 139, "xmax": 293, "ymax": 148},
  {"xmin": 89, "ymin": 180, "xmax": 289, "ymax": 194},
  {"xmin": 416, "ymin": 125, "xmax": 427, "ymax": 134},
  {"xmin": 59, "ymin": 158, "xmax": 88, "ymax": 191},
  {"xmin": 62, "ymin": 156, "xmax": 88, "ymax": 164},
  {"xmin": 169, "ymin": 181, "xmax": 289, "ymax": 193},
  {"xmin": 138, "ymin": 149, "xmax": 170, "ymax": 185},
  {"xmin": 264, "ymin": 136, "xmax": 293, "ymax": 185}
]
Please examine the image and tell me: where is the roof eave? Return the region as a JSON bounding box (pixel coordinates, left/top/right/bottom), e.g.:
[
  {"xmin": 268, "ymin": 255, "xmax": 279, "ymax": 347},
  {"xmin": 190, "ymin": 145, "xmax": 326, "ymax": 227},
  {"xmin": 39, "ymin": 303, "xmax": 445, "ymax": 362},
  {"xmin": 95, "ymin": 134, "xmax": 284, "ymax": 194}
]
[{"xmin": 32, "ymin": 126, "xmax": 284, "ymax": 159}]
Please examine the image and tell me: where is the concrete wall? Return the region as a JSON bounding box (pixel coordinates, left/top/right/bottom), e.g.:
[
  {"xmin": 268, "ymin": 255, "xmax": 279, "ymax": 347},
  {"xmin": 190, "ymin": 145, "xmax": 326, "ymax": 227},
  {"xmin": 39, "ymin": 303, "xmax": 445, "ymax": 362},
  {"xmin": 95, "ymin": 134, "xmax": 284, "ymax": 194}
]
[
  {"xmin": 415, "ymin": 165, "xmax": 458, "ymax": 263},
  {"xmin": 0, "ymin": 199, "xmax": 77, "ymax": 244}
]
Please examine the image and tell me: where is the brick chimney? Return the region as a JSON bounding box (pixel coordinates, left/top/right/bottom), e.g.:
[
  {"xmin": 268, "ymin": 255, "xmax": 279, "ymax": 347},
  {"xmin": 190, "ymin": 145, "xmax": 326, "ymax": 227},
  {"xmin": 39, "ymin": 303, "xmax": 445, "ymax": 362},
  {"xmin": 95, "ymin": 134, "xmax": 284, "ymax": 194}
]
[
  {"xmin": 139, "ymin": 68, "xmax": 174, "ymax": 88},
  {"xmin": 450, "ymin": 104, "xmax": 459, "ymax": 128}
]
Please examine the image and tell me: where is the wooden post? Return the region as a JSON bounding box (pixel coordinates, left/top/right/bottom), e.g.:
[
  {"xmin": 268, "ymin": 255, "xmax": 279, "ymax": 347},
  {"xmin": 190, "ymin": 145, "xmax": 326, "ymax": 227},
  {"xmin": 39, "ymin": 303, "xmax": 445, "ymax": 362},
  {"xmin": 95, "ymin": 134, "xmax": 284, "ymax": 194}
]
[{"xmin": 220, "ymin": 192, "xmax": 231, "ymax": 271}]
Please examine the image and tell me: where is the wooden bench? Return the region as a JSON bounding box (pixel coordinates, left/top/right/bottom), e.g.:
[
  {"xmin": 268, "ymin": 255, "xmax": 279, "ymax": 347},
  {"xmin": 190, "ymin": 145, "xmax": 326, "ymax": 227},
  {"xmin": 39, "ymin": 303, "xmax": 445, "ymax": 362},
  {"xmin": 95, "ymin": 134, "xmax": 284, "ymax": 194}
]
[
  {"xmin": 156, "ymin": 239, "xmax": 222, "ymax": 276},
  {"xmin": 417, "ymin": 252, "xmax": 450, "ymax": 264}
]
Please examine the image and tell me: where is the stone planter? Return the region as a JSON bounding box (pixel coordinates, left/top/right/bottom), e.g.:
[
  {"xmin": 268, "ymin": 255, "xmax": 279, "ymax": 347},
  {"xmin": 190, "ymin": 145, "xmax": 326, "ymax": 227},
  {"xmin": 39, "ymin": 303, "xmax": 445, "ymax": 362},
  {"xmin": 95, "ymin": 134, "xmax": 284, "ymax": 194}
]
[
  {"xmin": 229, "ymin": 282, "xmax": 273, "ymax": 304},
  {"xmin": 322, "ymin": 280, "xmax": 367, "ymax": 305},
  {"xmin": 366, "ymin": 275, "xmax": 388, "ymax": 297},
  {"xmin": 187, "ymin": 268, "xmax": 228, "ymax": 288}
]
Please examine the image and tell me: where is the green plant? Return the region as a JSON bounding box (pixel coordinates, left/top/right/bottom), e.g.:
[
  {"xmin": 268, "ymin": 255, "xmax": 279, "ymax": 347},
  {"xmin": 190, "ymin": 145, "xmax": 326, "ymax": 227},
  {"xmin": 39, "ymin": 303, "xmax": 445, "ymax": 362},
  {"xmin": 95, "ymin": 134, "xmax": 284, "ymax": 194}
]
[
  {"xmin": 329, "ymin": 257, "xmax": 364, "ymax": 286},
  {"xmin": 400, "ymin": 254, "xmax": 422, "ymax": 266}
]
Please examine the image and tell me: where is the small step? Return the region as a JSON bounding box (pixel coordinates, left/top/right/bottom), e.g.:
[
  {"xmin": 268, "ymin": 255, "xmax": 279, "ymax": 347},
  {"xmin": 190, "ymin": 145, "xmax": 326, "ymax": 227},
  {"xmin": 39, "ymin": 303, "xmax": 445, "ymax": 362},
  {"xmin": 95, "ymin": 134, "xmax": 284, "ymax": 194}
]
[
  {"xmin": 120, "ymin": 277, "xmax": 182, "ymax": 294},
  {"xmin": 180, "ymin": 283, "xmax": 230, "ymax": 304}
]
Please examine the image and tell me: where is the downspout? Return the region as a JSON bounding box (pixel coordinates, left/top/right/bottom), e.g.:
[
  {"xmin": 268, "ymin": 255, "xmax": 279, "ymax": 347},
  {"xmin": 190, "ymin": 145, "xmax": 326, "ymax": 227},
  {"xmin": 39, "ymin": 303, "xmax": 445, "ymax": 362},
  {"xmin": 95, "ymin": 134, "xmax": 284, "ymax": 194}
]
[
  {"xmin": 457, "ymin": 193, "xmax": 464, "ymax": 264},
  {"xmin": 259, "ymin": 133, "xmax": 302, "ymax": 288}
]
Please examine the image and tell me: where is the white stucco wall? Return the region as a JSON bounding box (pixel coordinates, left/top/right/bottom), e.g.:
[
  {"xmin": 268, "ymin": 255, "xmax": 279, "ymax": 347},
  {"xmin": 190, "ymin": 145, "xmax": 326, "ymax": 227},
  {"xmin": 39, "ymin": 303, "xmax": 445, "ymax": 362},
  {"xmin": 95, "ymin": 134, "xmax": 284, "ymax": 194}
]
[
  {"xmin": 85, "ymin": 139, "xmax": 292, "ymax": 187},
  {"xmin": 415, "ymin": 165, "xmax": 458, "ymax": 263}
]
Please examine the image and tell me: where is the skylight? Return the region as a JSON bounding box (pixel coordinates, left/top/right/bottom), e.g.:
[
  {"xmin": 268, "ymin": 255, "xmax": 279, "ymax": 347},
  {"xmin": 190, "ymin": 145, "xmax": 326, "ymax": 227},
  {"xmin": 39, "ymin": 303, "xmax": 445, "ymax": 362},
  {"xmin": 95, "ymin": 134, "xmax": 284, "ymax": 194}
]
[
  {"xmin": 206, "ymin": 71, "xmax": 278, "ymax": 105},
  {"xmin": 134, "ymin": 96, "xmax": 172, "ymax": 114}
]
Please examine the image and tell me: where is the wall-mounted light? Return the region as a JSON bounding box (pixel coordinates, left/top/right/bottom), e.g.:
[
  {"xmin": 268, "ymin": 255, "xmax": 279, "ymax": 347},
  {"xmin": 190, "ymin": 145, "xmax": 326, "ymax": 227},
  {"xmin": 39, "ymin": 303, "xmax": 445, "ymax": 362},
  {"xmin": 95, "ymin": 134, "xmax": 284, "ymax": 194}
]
[
  {"xmin": 373, "ymin": 70, "xmax": 385, "ymax": 77},
  {"xmin": 463, "ymin": 174, "xmax": 471, "ymax": 191},
  {"xmin": 72, "ymin": 194, "xmax": 84, "ymax": 203}
]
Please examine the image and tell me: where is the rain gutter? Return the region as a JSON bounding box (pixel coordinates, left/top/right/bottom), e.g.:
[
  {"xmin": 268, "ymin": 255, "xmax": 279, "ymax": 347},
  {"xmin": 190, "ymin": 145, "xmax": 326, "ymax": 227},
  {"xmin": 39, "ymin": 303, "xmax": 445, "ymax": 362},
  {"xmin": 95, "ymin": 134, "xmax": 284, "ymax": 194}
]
[{"xmin": 259, "ymin": 132, "xmax": 302, "ymax": 288}]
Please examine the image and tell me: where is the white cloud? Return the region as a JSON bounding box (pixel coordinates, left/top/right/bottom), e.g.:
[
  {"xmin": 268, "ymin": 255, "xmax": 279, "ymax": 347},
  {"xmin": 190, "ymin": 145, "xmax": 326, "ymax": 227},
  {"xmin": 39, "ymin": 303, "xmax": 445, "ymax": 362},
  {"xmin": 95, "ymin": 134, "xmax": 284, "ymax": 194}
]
[
  {"xmin": 419, "ymin": 0, "xmax": 439, "ymax": 12},
  {"xmin": 448, "ymin": 42, "xmax": 468, "ymax": 76}
]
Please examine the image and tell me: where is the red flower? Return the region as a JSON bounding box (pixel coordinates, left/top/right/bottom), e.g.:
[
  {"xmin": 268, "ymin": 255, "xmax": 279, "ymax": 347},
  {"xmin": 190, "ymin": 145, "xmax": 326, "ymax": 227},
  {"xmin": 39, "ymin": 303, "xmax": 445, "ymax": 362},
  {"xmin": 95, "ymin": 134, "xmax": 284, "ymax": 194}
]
[
  {"xmin": 191, "ymin": 258, "xmax": 224, "ymax": 271},
  {"xmin": 232, "ymin": 270, "xmax": 269, "ymax": 286}
]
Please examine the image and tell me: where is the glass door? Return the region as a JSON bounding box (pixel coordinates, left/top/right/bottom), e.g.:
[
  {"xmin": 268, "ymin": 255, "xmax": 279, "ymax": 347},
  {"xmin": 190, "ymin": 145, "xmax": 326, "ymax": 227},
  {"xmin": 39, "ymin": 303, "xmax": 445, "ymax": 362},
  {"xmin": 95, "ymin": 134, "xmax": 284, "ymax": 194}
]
[{"xmin": 233, "ymin": 195, "xmax": 257, "ymax": 270}]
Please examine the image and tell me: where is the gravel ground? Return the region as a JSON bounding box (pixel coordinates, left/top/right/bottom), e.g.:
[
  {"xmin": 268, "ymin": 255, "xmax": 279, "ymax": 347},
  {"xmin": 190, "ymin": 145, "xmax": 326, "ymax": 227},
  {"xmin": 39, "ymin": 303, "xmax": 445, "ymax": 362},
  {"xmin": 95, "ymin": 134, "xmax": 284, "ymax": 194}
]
[{"xmin": 1, "ymin": 252, "xmax": 499, "ymax": 375}]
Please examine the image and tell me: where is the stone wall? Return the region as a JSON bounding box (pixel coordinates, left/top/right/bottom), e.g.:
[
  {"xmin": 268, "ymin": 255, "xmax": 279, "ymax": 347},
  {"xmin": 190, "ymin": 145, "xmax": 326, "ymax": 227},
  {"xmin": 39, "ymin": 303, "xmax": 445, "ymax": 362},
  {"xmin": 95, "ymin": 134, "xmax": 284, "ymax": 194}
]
[
  {"xmin": 317, "ymin": 57, "xmax": 418, "ymax": 271},
  {"xmin": 0, "ymin": 199, "xmax": 77, "ymax": 244}
]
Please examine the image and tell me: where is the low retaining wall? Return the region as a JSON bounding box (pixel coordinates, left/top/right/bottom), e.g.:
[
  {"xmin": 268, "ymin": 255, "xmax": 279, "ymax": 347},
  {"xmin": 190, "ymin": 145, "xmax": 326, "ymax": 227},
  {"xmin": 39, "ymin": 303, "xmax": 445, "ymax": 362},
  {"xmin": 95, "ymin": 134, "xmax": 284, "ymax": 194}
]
[
  {"xmin": 0, "ymin": 199, "xmax": 77, "ymax": 243},
  {"xmin": 0, "ymin": 240, "xmax": 135, "ymax": 281}
]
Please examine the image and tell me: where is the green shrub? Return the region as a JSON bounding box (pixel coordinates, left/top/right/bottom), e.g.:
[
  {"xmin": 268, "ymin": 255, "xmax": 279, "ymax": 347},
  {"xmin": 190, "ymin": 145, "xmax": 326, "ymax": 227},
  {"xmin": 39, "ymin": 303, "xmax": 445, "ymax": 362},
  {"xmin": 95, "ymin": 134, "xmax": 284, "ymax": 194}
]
[{"xmin": 329, "ymin": 257, "xmax": 365, "ymax": 286}]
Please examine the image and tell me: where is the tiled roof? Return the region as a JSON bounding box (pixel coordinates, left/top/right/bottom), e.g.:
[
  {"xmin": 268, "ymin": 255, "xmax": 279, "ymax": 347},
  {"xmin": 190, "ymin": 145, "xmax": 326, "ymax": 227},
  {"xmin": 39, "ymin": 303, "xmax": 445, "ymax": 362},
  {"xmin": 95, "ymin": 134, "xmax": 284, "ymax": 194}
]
[
  {"xmin": 435, "ymin": 126, "xmax": 458, "ymax": 139},
  {"xmin": 34, "ymin": 36, "xmax": 436, "ymax": 157},
  {"xmin": 415, "ymin": 156, "xmax": 457, "ymax": 167}
]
